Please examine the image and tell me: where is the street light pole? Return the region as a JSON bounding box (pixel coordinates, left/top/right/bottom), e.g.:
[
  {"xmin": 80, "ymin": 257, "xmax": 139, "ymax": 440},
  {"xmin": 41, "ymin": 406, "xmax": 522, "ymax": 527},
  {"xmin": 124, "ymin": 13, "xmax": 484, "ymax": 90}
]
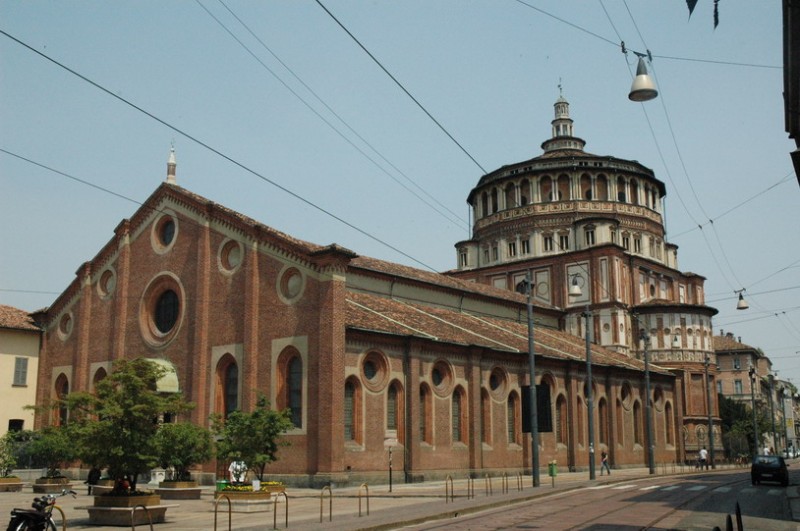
[
  {"xmin": 640, "ymin": 329, "xmax": 655, "ymax": 474},
  {"xmin": 584, "ymin": 307, "xmax": 595, "ymax": 480},
  {"xmin": 519, "ymin": 270, "xmax": 539, "ymax": 487},
  {"xmin": 750, "ymin": 366, "xmax": 759, "ymax": 457},
  {"xmin": 769, "ymin": 374, "xmax": 777, "ymax": 454},
  {"xmin": 704, "ymin": 355, "xmax": 715, "ymax": 469}
]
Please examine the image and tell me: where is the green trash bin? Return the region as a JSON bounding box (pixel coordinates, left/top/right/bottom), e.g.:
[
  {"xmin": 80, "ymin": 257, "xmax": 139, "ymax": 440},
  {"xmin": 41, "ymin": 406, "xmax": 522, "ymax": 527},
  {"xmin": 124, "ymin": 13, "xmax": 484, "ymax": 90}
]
[
  {"xmin": 548, "ymin": 462, "xmax": 557, "ymax": 477},
  {"xmin": 216, "ymin": 480, "xmax": 229, "ymax": 492}
]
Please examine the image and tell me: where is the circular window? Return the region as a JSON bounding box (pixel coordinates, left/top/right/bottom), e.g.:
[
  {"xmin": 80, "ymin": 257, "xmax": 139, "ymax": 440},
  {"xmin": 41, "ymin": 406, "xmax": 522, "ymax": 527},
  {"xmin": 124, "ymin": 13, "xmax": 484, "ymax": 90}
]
[
  {"xmin": 278, "ymin": 267, "xmax": 305, "ymax": 303},
  {"xmin": 603, "ymin": 323, "xmax": 610, "ymax": 332},
  {"xmin": 57, "ymin": 312, "xmax": 73, "ymax": 341},
  {"xmin": 219, "ymin": 240, "xmax": 244, "ymax": 274},
  {"xmin": 489, "ymin": 367, "xmax": 506, "ymax": 396},
  {"xmin": 361, "ymin": 351, "xmax": 388, "ymax": 392},
  {"xmin": 98, "ymin": 268, "xmax": 116, "ymax": 299},
  {"xmin": 431, "ymin": 360, "xmax": 453, "ymax": 397},
  {"xmin": 536, "ymin": 282, "xmax": 549, "ymax": 297},
  {"xmin": 139, "ymin": 273, "xmax": 184, "ymax": 348},
  {"xmin": 151, "ymin": 213, "xmax": 178, "ymax": 254}
]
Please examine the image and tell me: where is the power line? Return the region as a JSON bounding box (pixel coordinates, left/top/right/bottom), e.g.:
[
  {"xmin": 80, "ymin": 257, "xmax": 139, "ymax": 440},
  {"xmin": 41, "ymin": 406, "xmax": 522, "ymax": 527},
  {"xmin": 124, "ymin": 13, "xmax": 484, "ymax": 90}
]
[
  {"xmin": 0, "ymin": 29, "xmax": 438, "ymax": 273},
  {"xmin": 200, "ymin": 0, "xmax": 467, "ymax": 229},
  {"xmin": 314, "ymin": 0, "xmax": 487, "ymax": 175}
]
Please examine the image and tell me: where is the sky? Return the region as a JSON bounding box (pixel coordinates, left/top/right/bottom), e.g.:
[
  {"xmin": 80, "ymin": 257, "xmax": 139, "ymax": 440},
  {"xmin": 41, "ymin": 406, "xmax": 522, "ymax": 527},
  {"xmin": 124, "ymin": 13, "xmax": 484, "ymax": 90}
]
[{"xmin": 1, "ymin": 2, "xmax": 798, "ymax": 383}]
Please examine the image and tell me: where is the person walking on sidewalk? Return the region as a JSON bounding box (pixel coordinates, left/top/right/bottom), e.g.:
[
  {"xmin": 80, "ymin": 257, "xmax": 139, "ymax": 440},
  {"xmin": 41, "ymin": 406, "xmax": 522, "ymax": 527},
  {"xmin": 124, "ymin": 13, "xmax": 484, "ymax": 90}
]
[
  {"xmin": 600, "ymin": 451, "xmax": 611, "ymax": 475},
  {"xmin": 699, "ymin": 446, "xmax": 708, "ymax": 470}
]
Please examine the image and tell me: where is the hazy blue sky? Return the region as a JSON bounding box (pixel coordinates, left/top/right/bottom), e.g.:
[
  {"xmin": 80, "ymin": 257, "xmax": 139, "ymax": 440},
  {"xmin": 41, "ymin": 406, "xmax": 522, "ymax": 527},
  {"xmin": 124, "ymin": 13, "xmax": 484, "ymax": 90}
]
[{"xmin": 2, "ymin": 2, "xmax": 798, "ymax": 383}]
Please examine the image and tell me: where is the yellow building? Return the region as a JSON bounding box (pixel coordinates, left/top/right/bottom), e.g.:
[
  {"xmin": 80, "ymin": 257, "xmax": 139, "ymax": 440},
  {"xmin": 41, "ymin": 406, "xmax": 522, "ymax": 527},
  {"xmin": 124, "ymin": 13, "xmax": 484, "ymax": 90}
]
[{"xmin": 0, "ymin": 305, "xmax": 41, "ymax": 435}]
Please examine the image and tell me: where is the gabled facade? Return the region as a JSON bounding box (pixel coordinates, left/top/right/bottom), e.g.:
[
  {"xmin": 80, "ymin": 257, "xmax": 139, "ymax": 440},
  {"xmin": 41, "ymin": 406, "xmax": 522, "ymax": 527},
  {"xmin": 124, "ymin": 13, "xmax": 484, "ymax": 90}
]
[{"xmin": 34, "ymin": 156, "xmax": 685, "ymax": 485}]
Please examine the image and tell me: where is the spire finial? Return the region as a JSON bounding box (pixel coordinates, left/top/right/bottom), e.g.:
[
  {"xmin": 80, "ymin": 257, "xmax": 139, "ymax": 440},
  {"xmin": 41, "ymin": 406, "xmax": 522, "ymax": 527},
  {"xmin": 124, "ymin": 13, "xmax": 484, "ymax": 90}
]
[
  {"xmin": 166, "ymin": 142, "xmax": 177, "ymax": 184},
  {"xmin": 558, "ymin": 78, "xmax": 562, "ymax": 96}
]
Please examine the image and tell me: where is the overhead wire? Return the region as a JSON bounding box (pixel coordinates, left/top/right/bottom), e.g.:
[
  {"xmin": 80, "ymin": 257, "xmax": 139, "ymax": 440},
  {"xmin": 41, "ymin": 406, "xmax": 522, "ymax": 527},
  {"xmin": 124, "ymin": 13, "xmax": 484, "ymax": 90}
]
[
  {"xmin": 195, "ymin": 0, "xmax": 466, "ymax": 230},
  {"xmin": 314, "ymin": 0, "xmax": 487, "ymax": 175},
  {"xmin": 207, "ymin": 0, "xmax": 467, "ymax": 228},
  {"xmin": 0, "ymin": 29, "xmax": 438, "ymax": 273}
]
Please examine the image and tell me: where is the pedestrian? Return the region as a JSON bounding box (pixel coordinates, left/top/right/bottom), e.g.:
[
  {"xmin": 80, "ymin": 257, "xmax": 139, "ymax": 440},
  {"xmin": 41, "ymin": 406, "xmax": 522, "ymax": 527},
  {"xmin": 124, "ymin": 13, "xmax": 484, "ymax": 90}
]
[
  {"xmin": 85, "ymin": 466, "xmax": 101, "ymax": 495},
  {"xmin": 764, "ymin": 445, "xmax": 771, "ymax": 455},
  {"xmin": 699, "ymin": 446, "xmax": 708, "ymax": 470},
  {"xmin": 600, "ymin": 451, "xmax": 611, "ymax": 475}
]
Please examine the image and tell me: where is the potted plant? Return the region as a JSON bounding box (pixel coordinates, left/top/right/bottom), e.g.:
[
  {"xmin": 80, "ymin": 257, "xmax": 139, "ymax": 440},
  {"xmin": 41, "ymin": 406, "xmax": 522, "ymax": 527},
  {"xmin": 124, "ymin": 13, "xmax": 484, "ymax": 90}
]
[
  {"xmin": 25, "ymin": 427, "xmax": 76, "ymax": 493},
  {"xmin": 58, "ymin": 358, "xmax": 192, "ymax": 525},
  {"xmin": 211, "ymin": 395, "xmax": 293, "ymax": 507},
  {"xmin": 153, "ymin": 421, "xmax": 212, "ymax": 499},
  {"xmin": 0, "ymin": 432, "xmax": 22, "ymax": 492}
]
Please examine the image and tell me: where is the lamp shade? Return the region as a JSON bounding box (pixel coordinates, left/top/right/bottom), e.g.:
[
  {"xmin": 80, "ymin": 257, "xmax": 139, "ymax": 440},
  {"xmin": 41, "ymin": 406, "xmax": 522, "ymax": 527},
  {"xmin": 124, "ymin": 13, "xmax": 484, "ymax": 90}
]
[
  {"xmin": 568, "ymin": 276, "xmax": 582, "ymax": 298},
  {"xmin": 628, "ymin": 57, "xmax": 658, "ymax": 102},
  {"xmin": 736, "ymin": 292, "xmax": 750, "ymax": 310}
]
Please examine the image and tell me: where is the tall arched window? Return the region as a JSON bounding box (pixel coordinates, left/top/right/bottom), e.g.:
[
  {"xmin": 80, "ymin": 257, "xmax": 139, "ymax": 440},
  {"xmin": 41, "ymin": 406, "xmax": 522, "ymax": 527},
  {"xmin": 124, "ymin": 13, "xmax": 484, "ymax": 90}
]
[
  {"xmin": 505, "ymin": 183, "xmax": 516, "ymax": 208},
  {"xmin": 481, "ymin": 389, "xmax": 491, "ymax": 444},
  {"xmin": 288, "ymin": 356, "xmax": 303, "ymax": 427},
  {"xmin": 92, "ymin": 368, "xmax": 107, "ymax": 391},
  {"xmin": 54, "ymin": 374, "xmax": 69, "ymax": 426},
  {"xmin": 597, "ymin": 175, "xmax": 609, "ymax": 200},
  {"xmin": 557, "ymin": 175, "xmax": 570, "ymax": 200},
  {"xmin": 452, "ymin": 387, "xmax": 467, "ymax": 444},
  {"xmin": 576, "ymin": 397, "xmax": 584, "ymax": 446},
  {"xmin": 556, "ymin": 395, "xmax": 568, "ymax": 444},
  {"xmin": 387, "ymin": 381, "xmax": 404, "ymax": 444},
  {"xmin": 633, "ymin": 401, "xmax": 642, "ymax": 445},
  {"xmin": 420, "ymin": 384, "xmax": 432, "ymax": 444},
  {"xmin": 215, "ymin": 355, "xmax": 238, "ymax": 419},
  {"xmin": 616, "ymin": 398, "xmax": 624, "ymax": 446},
  {"xmin": 630, "ymin": 180, "xmax": 640, "ymax": 205},
  {"xmin": 665, "ymin": 402, "xmax": 674, "ymax": 445},
  {"xmin": 507, "ymin": 392, "xmax": 520, "ymax": 445},
  {"xmin": 481, "ymin": 192, "xmax": 488, "ymax": 217},
  {"xmin": 598, "ymin": 398, "xmax": 608, "ymax": 445},
  {"xmin": 344, "ymin": 378, "xmax": 362, "ymax": 444}
]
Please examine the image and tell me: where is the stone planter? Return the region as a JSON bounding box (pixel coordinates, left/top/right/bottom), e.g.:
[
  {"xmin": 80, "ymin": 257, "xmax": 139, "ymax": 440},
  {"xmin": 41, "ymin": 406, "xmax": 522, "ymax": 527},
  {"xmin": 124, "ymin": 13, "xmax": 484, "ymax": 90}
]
[
  {"xmin": 213, "ymin": 490, "xmax": 271, "ymax": 512},
  {"xmin": 91, "ymin": 479, "xmax": 115, "ymax": 495},
  {"xmin": 82, "ymin": 494, "xmax": 177, "ymax": 526},
  {"xmin": 0, "ymin": 477, "xmax": 23, "ymax": 492},
  {"xmin": 33, "ymin": 477, "xmax": 72, "ymax": 493},
  {"xmin": 93, "ymin": 493, "xmax": 161, "ymax": 507},
  {"xmin": 156, "ymin": 480, "xmax": 202, "ymax": 499}
]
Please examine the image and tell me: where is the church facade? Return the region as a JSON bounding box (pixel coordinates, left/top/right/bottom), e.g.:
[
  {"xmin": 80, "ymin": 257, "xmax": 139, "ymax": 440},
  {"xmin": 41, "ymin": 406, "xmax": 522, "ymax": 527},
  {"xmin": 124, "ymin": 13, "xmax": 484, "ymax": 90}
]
[{"xmin": 34, "ymin": 101, "xmax": 702, "ymax": 486}]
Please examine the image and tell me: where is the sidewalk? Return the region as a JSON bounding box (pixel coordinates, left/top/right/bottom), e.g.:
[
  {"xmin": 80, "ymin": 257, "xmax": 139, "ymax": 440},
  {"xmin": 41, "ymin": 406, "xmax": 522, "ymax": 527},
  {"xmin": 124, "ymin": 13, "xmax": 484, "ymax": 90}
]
[{"xmin": 1, "ymin": 462, "xmax": 797, "ymax": 530}]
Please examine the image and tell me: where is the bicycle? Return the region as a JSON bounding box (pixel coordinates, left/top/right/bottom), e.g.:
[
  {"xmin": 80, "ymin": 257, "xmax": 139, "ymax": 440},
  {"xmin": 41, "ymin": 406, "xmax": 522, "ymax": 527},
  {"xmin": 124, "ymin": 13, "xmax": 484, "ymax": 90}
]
[{"xmin": 6, "ymin": 489, "xmax": 76, "ymax": 531}]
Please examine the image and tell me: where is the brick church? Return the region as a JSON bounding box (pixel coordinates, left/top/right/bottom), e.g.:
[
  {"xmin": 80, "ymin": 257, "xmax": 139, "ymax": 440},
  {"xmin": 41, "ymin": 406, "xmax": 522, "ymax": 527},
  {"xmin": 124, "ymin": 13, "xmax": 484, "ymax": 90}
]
[{"xmin": 33, "ymin": 96, "xmax": 717, "ymax": 486}]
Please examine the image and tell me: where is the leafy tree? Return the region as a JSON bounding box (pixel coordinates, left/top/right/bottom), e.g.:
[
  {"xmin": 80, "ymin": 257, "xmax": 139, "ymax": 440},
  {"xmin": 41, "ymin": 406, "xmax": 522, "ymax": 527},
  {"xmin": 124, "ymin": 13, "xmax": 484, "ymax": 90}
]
[
  {"xmin": 154, "ymin": 422, "xmax": 213, "ymax": 481},
  {"xmin": 60, "ymin": 358, "xmax": 192, "ymax": 493},
  {"xmin": 718, "ymin": 395, "xmax": 772, "ymax": 457},
  {"xmin": 212, "ymin": 396, "xmax": 294, "ymax": 482},
  {"xmin": 0, "ymin": 432, "xmax": 17, "ymax": 477},
  {"xmin": 25, "ymin": 426, "xmax": 76, "ymax": 478}
]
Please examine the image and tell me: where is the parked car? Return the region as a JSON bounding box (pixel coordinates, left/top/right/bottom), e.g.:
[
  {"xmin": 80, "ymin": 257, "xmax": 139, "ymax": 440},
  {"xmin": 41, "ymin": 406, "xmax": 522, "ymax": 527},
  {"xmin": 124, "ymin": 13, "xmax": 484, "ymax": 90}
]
[{"xmin": 751, "ymin": 455, "xmax": 789, "ymax": 486}]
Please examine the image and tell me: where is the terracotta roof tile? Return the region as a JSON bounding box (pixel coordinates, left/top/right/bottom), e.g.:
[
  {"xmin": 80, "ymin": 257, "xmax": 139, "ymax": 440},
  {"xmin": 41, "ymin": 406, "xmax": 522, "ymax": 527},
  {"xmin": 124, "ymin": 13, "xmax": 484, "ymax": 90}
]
[
  {"xmin": 0, "ymin": 305, "xmax": 40, "ymax": 331},
  {"xmin": 346, "ymin": 291, "xmax": 670, "ymax": 375},
  {"xmin": 713, "ymin": 334, "xmax": 758, "ymax": 352}
]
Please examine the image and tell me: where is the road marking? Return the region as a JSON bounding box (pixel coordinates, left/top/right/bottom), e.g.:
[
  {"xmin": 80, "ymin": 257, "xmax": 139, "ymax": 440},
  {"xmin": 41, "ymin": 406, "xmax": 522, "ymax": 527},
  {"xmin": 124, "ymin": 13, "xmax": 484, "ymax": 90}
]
[
  {"xmin": 662, "ymin": 486, "xmax": 680, "ymax": 491},
  {"xmin": 640, "ymin": 485, "xmax": 661, "ymax": 490},
  {"xmin": 740, "ymin": 487, "xmax": 757, "ymax": 493},
  {"xmin": 612, "ymin": 484, "xmax": 637, "ymax": 490},
  {"xmin": 687, "ymin": 486, "xmax": 706, "ymax": 491},
  {"xmin": 768, "ymin": 489, "xmax": 783, "ymax": 495},
  {"xmin": 713, "ymin": 486, "xmax": 731, "ymax": 493},
  {"xmin": 588, "ymin": 485, "xmax": 612, "ymax": 490}
]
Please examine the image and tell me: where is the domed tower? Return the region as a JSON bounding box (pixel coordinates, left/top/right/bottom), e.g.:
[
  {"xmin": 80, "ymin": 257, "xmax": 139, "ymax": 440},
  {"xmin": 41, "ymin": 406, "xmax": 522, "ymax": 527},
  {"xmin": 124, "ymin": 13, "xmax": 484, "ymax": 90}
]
[{"xmin": 448, "ymin": 94, "xmax": 719, "ymax": 461}]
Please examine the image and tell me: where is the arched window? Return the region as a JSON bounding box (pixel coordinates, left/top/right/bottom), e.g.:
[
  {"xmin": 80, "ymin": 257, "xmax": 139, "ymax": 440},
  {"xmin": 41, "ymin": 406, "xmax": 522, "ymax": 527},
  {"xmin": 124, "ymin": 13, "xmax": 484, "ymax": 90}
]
[
  {"xmin": 491, "ymin": 189, "xmax": 499, "ymax": 213},
  {"xmin": 452, "ymin": 387, "xmax": 467, "ymax": 444},
  {"xmin": 54, "ymin": 374, "xmax": 69, "ymax": 426},
  {"xmin": 616, "ymin": 398, "xmax": 624, "ymax": 446},
  {"xmin": 92, "ymin": 367, "xmax": 107, "ymax": 391},
  {"xmin": 481, "ymin": 389, "xmax": 491, "ymax": 444},
  {"xmin": 387, "ymin": 380, "xmax": 404, "ymax": 444},
  {"xmin": 556, "ymin": 395, "xmax": 568, "ymax": 444},
  {"xmin": 344, "ymin": 378, "xmax": 362, "ymax": 443},
  {"xmin": 665, "ymin": 402, "xmax": 674, "ymax": 445},
  {"xmin": 617, "ymin": 177, "xmax": 627, "ymax": 203},
  {"xmin": 596, "ymin": 175, "xmax": 609, "ymax": 200},
  {"xmin": 507, "ymin": 392, "xmax": 520, "ymax": 445},
  {"xmin": 598, "ymin": 398, "xmax": 608, "ymax": 445},
  {"xmin": 420, "ymin": 384, "xmax": 432, "ymax": 444},
  {"xmin": 633, "ymin": 401, "xmax": 642, "ymax": 445},
  {"xmin": 505, "ymin": 183, "xmax": 516, "ymax": 208},
  {"xmin": 557, "ymin": 175, "xmax": 570, "ymax": 201},
  {"xmin": 580, "ymin": 174, "xmax": 592, "ymax": 200},
  {"xmin": 576, "ymin": 396, "xmax": 584, "ymax": 446},
  {"xmin": 481, "ymin": 192, "xmax": 488, "ymax": 217},
  {"xmin": 288, "ymin": 356, "xmax": 303, "ymax": 427},
  {"xmin": 540, "ymin": 176, "xmax": 553, "ymax": 202},
  {"xmin": 630, "ymin": 180, "xmax": 640, "ymax": 205},
  {"xmin": 215, "ymin": 355, "xmax": 238, "ymax": 419}
]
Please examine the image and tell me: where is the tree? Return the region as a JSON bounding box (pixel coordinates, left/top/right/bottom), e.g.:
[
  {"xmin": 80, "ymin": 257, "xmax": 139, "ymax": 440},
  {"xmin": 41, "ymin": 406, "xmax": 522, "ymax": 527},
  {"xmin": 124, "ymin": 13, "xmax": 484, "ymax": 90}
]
[
  {"xmin": 154, "ymin": 422, "xmax": 213, "ymax": 481},
  {"xmin": 0, "ymin": 432, "xmax": 17, "ymax": 477},
  {"xmin": 718, "ymin": 395, "xmax": 772, "ymax": 457},
  {"xmin": 212, "ymin": 396, "xmax": 294, "ymax": 482},
  {"xmin": 24, "ymin": 426, "xmax": 76, "ymax": 478},
  {"xmin": 60, "ymin": 358, "xmax": 192, "ymax": 492}
]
